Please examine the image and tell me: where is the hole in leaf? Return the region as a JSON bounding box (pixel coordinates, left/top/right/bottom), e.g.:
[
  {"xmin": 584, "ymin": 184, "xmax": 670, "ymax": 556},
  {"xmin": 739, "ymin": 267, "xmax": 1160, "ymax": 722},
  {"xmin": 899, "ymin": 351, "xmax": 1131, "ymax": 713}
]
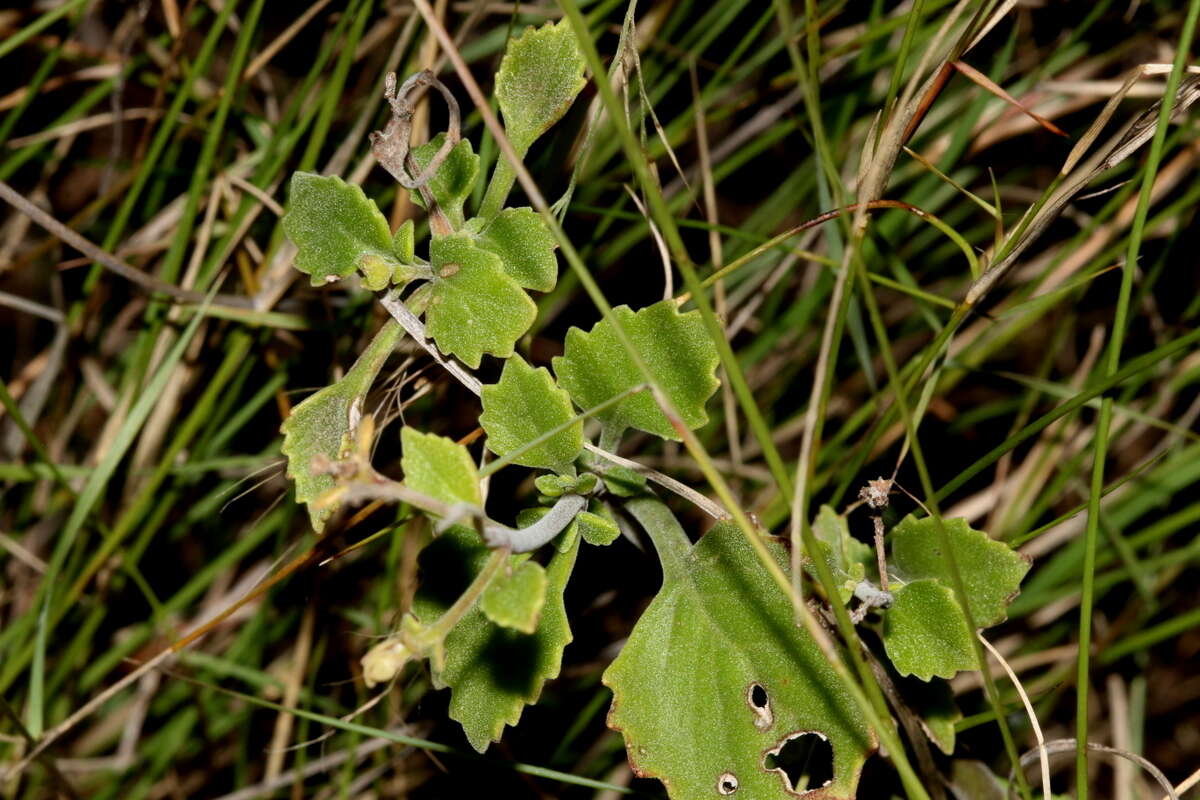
[
  {"xmin": 763, "ymin": 731, "xmax": 835, "ymax": 795},
  {"xmin": 716, "ymin": 771, "xmax": 739, "ymax": 794},
  {"xmin": 746, "ymin": 682, "xmax": 773, "ymax": 730}
]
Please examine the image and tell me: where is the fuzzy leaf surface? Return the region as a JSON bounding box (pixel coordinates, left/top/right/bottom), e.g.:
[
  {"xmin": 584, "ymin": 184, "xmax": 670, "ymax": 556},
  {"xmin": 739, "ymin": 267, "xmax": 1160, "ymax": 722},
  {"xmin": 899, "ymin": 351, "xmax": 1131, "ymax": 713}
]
[
  {"xmin": 553, "ymin": 301, "xmax": 719, "ymax": 440},
  {"xmin": 425, "ymin": 233, "xmax": 536, "ymax": 368},
  {"xmin": 890, "ymin": 515, "xmax": 1030, "ymax": 627},
  {"xmin": 809, "ymin": 505, "xmax": 875, "ymax": 603},
  {"xmin": 468, "ymin": 207, "xmax": 558, "ymax": 292},
  {"xmin": 410, "ymin": 135, "xmax": 479, "ymax": 229},
  {"xmin": 495, "ymin": 20, "xmax": 586, "ymax": 156},
  {"xmin": 400, "ymin": 427, "xmax": 481, "ymax": 507},
  {"xmin": 604, "ymin": 500, "xmax": 875, "ymax": 799},
  {"xmin": 282, "ymin": 172, "xmax": 396, "ymax": 286},
  {"xmin": 882, "ymin": 579, "xmax": 977, "ymax": 681},
  {"xmin": 480, "ymin": 559, "xmax": 547, "ymax": 634},
  {"xmin": 413, "ymin": 526, "xmax": 578, "ymax": 752},
  {"xmin": 281, "ymin": 321, "xmax": 400, "ymax": 531},
  {"xmin": 480, "ymin": 356, "xmax": 582, "ymax": 475}
]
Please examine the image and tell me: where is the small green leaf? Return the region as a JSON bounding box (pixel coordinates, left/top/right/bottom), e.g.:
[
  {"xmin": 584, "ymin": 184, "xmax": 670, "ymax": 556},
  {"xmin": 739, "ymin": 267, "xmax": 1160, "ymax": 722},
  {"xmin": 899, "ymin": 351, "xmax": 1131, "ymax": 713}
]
[
  {"xmin": 553, "ymin": 301, "xmax": 720, "ymax": 440},
  {"xmin": 882, "ymin": 579, "xmax": 976, "ymax": 681},
  {"xmin": 598, "ymin": 464, "xmax": 646, "ymax": 496},
  {"xmin": 910, "ymin": 678, "xmax": 961, "ymax": 755},
  {"xmin": 282, "ymin": 172, "xmax": 397, "ymax": 287},
  {"xmin": 425, "ymin": 233, "xmax": 537, "ymax": 368},
  {"xmin": 604, "ymin": 500, "xmax": 875, "ymax": 799},
  {"xmin": 890, "ymin": 515, "xmax": 1030, "ymax": 627},
  {"xmin": 808, "ymin": 505, "xmax": 874, "ymax": 603},
  {"xmin": 576, "ymin": 508, "xmax": 619, "ymax": 546},
  {"xmin": 413, "ymin": 525, "xmax": 579, "ymax": 752},
  {"xmin": 534, "ymin": 474, "xmax": 567, "ymax": 497},
  {"xmin": 358, "ymin": 253, "xmax": 393, "ymax": 291},
  {"xmin": 480, "ymin": 560, "xmax": 547, "ymax": 634},
  {"xmin": 495, "ymin": 21, "xmax": 586, "ymax": 157},
  {"xmin": 281, "ymin": 321, "xmax": 401, "ymax": 531},
  {"xmin": 468, "ymin": 208, "xmax": 558, "ymax": 292},
  {"xmin": 480, "ymin": 356, "xmax": 582, "ymax": 475},
  {"xmin": 392, "ymin": 218, "xmax": 415, "ymax": 263},
  {"xmin": 409, "ymin": 135, "xmax": 479, "ymax": 229},
  {"xmin": 400, "ymin": 427, "xmax": 481, "ymax": 507}
]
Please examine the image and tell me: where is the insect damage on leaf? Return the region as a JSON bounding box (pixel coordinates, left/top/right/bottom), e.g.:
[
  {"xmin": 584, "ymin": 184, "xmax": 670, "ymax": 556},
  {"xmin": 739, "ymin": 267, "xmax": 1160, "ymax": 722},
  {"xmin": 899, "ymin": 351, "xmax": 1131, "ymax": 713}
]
[{"xmin": 604, "ymin": 502, "xmax": 875, "ymax": 799}]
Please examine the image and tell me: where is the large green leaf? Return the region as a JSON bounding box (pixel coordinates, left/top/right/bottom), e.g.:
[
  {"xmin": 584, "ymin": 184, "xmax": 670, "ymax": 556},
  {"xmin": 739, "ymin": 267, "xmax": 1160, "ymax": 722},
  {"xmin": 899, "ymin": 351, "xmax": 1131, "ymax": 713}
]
[
  {"xmin": 604, "ymin": 498, "xmax": 875, "ymax": 799},
  {"xmin": 495, "ymin": 20, "xmax": 586, "ymax": 157},
  {"xmin": 409, "ymin": 134, "xmax": 479, "ymax": 229},
  {"xmin": 412, "ymin": 525, "xmax": 579, "ymax": 752},
  {"xmin": 479, "ymin": 356, "xmax": 582, "ymax": 475},
  {"xmin": 400, "ymin": 427, "xmax": 481, "ymax": 507},
  {"xmin": 882, "ymin": 579, "xmax": 977, "ymax": 681},
  {"xmin": 552, "ymin": 301, "xmax": 720, "ymax": 440},
  {"xmin": 282, "ymin": 172, "xmax": 397, "ymax": 287},
  {"xmin": 467, "ymin": 207, "xmax": 558, "ymax": 292},
  {"xmin": 281, "ymin": 321, "xmax": 401, "ymax": 531},
  {"xmin": 424, "ymin": 233, "xmax": 536, "ymax": 368},
  {"xmin": 890, "ymin": 515, "xmax": 1030, "ymax": 627}
]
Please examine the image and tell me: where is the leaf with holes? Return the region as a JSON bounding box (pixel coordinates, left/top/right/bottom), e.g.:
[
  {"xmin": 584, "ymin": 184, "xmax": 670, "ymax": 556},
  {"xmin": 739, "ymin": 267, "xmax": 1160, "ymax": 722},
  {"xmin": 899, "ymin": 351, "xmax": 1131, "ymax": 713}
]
[
  {"xmin": 413, "ymin": 525, "xmax": 579, "ymax": 752},
  {"xmin": 495, "ymin": 20, "xmax": 586, "ymax": 158},
  {"xmin": 890, "ymin": 515, "xmax": 1030, "ymax": 627},
  {"xmin": 466, "ymin": 207, "xmax": 558, "ymax": 292},
  {"xmin": 604, "ymin": 498, "xmax": 875, "ymax": 799},
  {"xmin": 409, "ymin": 135, "xmax": 479, "ymax": 229},
  {"xmin": 882, "ymin": 579, "xmax": 977, "ymax": 681},
  {"xmin": 553, "ymin": 301, "xmax": 720, "ymax": 441},
  {"xmin": 424, "ymin": 233, "xmax": 536, "ymax": 368},
  {"xmin": 400, "ymin": 427, "xmax": 481, "ymax": 507},
  {"xmin": 480, "ymin": 559, "xmax": 546, "ymax": 634},
  {"xmin": 281, "ymin": 321, "xmax": 400, "ymax": 532},
  {"xmin": 282, "ymin": 172, "xmax": 397, "ymax": 287},
  {"xmin": 480, "ymin": 356, "xmax": 582, "ymax": 475}
]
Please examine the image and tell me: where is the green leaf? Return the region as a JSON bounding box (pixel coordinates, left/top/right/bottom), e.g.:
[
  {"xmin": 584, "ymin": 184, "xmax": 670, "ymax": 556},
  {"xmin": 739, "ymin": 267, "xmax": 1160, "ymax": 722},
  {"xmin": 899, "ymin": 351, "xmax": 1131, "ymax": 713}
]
[
  {"xmin": 598, "ymin": 463, "xmax": 647, "ymax": 496},
  {"xmin": 480, "ymin": 559, "xmax": 547, "ymax": 634},
  {"xmin": 425, "ymin": 233, "xmax": 537, "ymax": 368},
  {"xmin": 281, "ymin": 321, "xmax": 401, "ymax": 531},
  {"xmin": 890, "ymin": 515, "xmax": 1030, "ymax": 627},
  {"xmin": 604, "ymin": 500, "xmax": 875, "ymax": 799},
  {"xmin": 400, "ymin": 427, "xmax": 481, "ymax": 507},
  {"xmin": 413, "ymin": 525, "xmax": 579, "ymax": 752},
  {"xmin": 576, "ymin": 508, "xmax": 619, "ymax": 546},
  {"xmin": 480, "ymin": 356, "xmax": 583, "ymax": 475},
  {"xmin": 495, "ymin": 20, "xmax": 586, "ymax": 157},
  {"xmin": 409, "ymin": 135, "xmax": 479, "ymax": 229},
  {"xmin": 392, "ymin": 218, "xmax": 415, "ymax": 263},
  {"xmin": 808, "ymin": 505, "xmax": 874, "ymax": 603},
  {"xmin": 881, "ymin": 579, "xmax": 976, "ymax": 681},
  {"xmin": 468, "ymin": 208, "xmax": 558, "ymax": 292},
  {"xmin": 553, "ymin": 301, "xmax": 720, "ymax": 440},
  {"xmin": 911, "ymin": 679, "xmax": 961, "ymax": 755},
  {"xmin": 282, "ymin": 172, "xmax": 397, "ymax": 287}
]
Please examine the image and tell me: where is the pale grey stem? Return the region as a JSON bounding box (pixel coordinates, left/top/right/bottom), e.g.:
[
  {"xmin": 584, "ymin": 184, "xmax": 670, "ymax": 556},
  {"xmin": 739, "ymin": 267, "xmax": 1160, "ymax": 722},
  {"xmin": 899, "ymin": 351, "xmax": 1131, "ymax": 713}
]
[
  {"xmin": 378, "ymin": 289, "xmax": 482, "ymax": 395},
  {"xmin": 482, "ymin": 494, "xmax": 586, "ymax": 553},
  {"xmin": 583, "ymin": 442, "xmax": 729, "ymax": 520}
]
